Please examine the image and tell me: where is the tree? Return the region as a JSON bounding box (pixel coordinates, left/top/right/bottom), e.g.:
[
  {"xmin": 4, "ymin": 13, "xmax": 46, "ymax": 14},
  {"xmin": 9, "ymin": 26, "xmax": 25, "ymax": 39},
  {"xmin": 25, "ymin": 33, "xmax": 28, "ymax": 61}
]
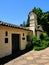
[
  {"xmin": 22, "ymin": 21, "xmax": 26, "ymax": 27},
  {"xmin": 20, "ymin": 21, "xmax": 26, "ymax": 27},
  {"xmin": 26, "ymin": 15, "xmax": 30, "ymax": 27},
  {"xmin": 20, "ymin": 24, "xmax": 23, "ymax": 26},
  {"xmin": 32, "ymin": 7, "xmax": 42, "ymax": 25},
  {"xmin": 20, "ymin": 7, "xmax": 49, "ymax": 35},
  {"xmin": 46, "ymin": 11, "xmax": 49, "ymax": 21},
  {"xmin": 32, "ymin": 7, "xmax": 49, "ymax": 36},
  {"xmin": 26, "ymin": 7, "xmax": 42, "ymax": 27}
]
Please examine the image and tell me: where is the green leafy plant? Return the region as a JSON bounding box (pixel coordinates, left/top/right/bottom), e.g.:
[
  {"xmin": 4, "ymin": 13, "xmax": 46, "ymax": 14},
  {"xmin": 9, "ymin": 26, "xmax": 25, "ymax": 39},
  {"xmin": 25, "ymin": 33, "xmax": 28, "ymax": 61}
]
[
  {"xmin": 32, "ymin": 36, "xmax": 41, "ymax": 47},
  {"xmin": 31, "ymin": 33, "xmax": 49, "ymax": 51}
]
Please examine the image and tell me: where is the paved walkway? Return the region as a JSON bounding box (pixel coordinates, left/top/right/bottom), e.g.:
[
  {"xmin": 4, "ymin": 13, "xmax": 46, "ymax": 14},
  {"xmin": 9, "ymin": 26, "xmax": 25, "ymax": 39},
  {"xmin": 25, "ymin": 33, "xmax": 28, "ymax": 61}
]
[{"xmin": 4, "ymin": 47, "xmax": 49, "ymax": 65}]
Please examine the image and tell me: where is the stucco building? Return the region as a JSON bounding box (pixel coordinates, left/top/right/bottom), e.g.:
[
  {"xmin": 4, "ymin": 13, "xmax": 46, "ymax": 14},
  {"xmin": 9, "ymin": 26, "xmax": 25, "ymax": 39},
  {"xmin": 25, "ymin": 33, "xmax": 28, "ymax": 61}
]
[{"xmin": 0, "ymin": 11, "xmax": 43, "ymax": 58}]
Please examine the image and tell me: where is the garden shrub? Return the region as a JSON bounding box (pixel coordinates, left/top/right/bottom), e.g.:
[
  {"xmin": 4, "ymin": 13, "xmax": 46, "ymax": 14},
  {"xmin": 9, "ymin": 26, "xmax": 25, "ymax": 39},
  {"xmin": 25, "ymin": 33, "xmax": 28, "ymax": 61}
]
[
  {"xmin": 26, "ymin": 33, "xmax": 49, "ymax": 51},
  {"xmin": 40, "ymin": 33, "xmax": 48, "ymax": 40},
  {"xmin": 40, "ymin": 33, "xmax": 49, "ymax": 47},
  {"xmin": 32, "ymin": 33, "xmax": 49, "ymax": 51},
  {"xmin": 34, "ymin": 45, "xmax": 46, "ymax": 51},
  {"xmin": 40, "ymin": 34, "xmax": 44, "ymax": 40},
  {"xmin": 32, "ymin": 36, "xmax": 41, "ymax": 47}
]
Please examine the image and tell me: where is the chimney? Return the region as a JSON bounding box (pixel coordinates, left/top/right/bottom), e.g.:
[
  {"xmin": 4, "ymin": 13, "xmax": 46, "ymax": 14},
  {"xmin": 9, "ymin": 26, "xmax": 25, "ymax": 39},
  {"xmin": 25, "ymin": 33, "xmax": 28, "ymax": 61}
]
[{"xmin": 29, "ymin": 11, "xmax": 37, "ymax": 36}]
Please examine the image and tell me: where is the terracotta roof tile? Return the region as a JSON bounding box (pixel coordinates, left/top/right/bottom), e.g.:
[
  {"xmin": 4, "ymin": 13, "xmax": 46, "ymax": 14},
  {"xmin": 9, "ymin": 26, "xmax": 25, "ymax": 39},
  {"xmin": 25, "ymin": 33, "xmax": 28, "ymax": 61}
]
[{"xmin": 0, "ymin": 21, "xmax": 32, "ymax": 31}]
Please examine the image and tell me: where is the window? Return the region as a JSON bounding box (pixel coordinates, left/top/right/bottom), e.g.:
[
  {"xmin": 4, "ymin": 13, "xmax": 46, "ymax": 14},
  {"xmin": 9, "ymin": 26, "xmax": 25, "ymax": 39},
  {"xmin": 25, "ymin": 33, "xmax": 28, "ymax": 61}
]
[
  {"xmin": 5, "ymin": 31, "xmax": 8, "ymax": 36},
  {"xmin": 5, "ymin": 38, "xmax": 8, "ymax": 43},
  {"xmin": 23, "ymin": 33, "xmax": 24, "ymax": 36},
  {"xmin": 27, "ymin": 35, "xmax": 30, "ymax": 42}
]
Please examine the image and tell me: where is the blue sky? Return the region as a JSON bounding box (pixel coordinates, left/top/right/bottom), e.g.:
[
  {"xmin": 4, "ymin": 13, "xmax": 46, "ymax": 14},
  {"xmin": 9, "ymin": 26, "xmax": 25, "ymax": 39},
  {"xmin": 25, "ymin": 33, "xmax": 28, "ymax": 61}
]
[{"xmin": 0, "ymin": 0, "xmax": 49, "ymax": 25}]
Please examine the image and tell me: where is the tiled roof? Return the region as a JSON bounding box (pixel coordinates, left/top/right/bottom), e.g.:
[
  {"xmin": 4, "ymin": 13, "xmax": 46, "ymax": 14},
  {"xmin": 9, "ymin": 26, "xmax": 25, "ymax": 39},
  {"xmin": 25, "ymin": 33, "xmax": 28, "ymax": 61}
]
[{"xmin": 0, "ymin": 21, "xmax": 32, "ymax": 31}]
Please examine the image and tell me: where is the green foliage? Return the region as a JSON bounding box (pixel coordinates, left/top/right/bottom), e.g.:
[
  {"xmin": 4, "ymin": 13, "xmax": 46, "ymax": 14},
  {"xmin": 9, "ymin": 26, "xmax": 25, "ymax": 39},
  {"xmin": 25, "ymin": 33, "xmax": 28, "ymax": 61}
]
[
  {"xmin": 26, "ymin": 15, "xmax": 30, "ymax": 27},
  {"xmin": 32, "ymin": 7, "xmax": 49, "ymax": 36},
  {"xmin": 32, "ymin": 7, "xmax": 42, "ymax": 25},
  {"xmin": 40, "ymin": 33, "xmax": 48, "ymax": 40},
  {"xmin": 20, "ymin": 7, "xmax": 49, "ymax": 36},
  {"xmin": 31, "ymin": 33, "xmax": 49, "ymax": 51},
  {"xmin": 25, "ymin": 7, "xmax": 49, "ymax": 35},
  {"xmin": 26, "ymin": 33, "xmax": 49, "ymax": 51},
  {"xmin": 20, "ymin": 21, "xmax": 26, "ymax": 27},
  {"xmin": 40, "ymin": 33, "xmax": 49, "ymax": 47},
  {"xmin": 20, "ymin": 16, "xmax": 30, "ymax": 27},
  {"xmin": 20, "ymin": 24, "xmax": 23, "ymax": 26},
  {"xmin": 32, "ymin": 36, "xmax": 41, "ymax": 47},
  {"xmin": 34, "ymin": 46, "xmax": 46, "ymax": 51}
]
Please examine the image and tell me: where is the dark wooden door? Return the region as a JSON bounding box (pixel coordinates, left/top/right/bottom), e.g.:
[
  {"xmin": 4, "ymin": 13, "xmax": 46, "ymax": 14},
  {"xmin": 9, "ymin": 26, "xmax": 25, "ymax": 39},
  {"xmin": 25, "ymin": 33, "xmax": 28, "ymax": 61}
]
[{"xmin": 12, "ymin": 34, "xmax": 19, "ymax": 52}]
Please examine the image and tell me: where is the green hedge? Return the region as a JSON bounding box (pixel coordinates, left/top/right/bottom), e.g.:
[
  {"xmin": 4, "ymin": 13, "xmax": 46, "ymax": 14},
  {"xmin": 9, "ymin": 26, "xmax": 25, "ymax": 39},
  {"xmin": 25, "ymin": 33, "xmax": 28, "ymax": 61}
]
[{"xmin": 31, "ymin": 33, "xmax": 49, "ymax": 51}]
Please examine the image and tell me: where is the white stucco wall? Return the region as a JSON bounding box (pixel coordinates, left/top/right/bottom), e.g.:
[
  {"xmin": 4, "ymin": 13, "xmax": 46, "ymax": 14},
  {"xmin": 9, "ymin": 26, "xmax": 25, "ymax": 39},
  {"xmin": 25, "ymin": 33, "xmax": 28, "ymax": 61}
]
[
  {"xmin": 37, "ymin": 31, "xmax": 42, "ymax": 38},
  {"xmin": 0, "ymin": 26, "xmax": 33, "ymax": 58},
  {"xmin": 29, "ymin": 12, "xmax": 37, "ymax": 36}
]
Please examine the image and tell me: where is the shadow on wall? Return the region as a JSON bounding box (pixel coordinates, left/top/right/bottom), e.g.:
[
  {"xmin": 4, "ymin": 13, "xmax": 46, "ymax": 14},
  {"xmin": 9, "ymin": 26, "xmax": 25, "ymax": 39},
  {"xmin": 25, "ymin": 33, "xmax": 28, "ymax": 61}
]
[{"xmin": 0, "ymin": 48, "xmax": 32, "ymax": 65}]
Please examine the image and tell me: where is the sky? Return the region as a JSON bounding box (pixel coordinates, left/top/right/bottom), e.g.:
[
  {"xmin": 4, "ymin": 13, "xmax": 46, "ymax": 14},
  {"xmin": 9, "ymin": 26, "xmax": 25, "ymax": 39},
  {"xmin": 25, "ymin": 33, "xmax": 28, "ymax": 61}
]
[{"xmin": 0, "ymin": 0, "xmax": 49, "ymax": 25}]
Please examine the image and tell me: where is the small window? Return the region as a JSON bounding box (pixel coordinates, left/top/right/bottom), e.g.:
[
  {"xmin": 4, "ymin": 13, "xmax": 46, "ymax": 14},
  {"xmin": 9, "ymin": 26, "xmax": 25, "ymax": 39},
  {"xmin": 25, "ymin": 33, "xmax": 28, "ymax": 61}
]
[
  {"xmin": 5, "ymin": 38, "xmax": 8, "ymax": 43},
  {"xmin": 23, "ymin": 33, "xmax": 24, "ymax": 36},
  {"xmin": 5, "ymin": 31, "xmax": 8, "ymax": 36},
  {"xmin": 27, "ymin": 35, "xmax": 30, "ymax": 42}
]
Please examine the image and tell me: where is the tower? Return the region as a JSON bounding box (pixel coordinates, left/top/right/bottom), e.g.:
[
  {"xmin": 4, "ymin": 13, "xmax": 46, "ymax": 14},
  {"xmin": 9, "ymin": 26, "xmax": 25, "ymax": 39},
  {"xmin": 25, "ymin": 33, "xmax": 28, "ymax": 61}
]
[{"xmin": 29, "ymin": 11, "xmax": 37, "ymax": 36}]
